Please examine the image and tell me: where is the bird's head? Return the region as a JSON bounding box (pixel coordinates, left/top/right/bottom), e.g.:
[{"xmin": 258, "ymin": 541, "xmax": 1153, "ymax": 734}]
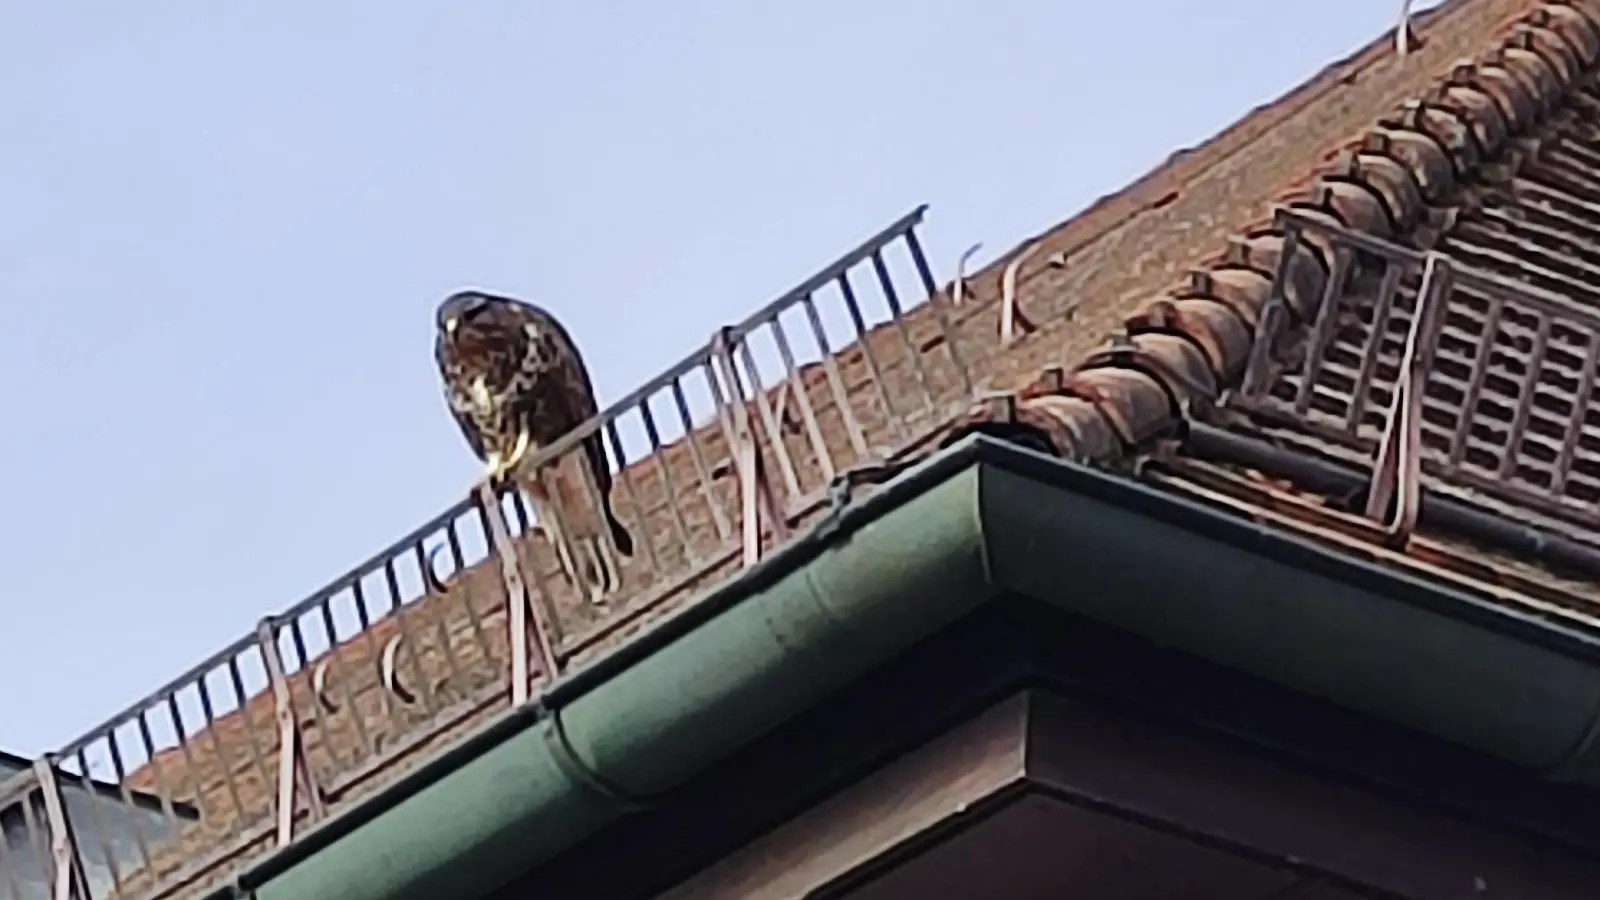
[{"xmin": 436, "ymin": 290, "xmax": 500, "ymax": 341}]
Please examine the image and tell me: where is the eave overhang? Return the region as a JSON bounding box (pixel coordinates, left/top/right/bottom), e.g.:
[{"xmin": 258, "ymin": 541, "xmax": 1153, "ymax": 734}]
[{"xmin": 216, "ymin": 434, "xmax": 1600, "ymax": 900}]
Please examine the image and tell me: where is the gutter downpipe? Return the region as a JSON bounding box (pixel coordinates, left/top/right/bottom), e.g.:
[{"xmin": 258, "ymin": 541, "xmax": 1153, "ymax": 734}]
[{"xmin": 217, "ymin": 435, "xmax": 1600, "ymax": 900}]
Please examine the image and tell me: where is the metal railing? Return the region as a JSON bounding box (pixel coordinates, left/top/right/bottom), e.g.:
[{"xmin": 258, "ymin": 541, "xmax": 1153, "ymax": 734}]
[
  {"xmin": 1228, "ymin": 207, "xmax": 1600, "ymax": 544},
  {"xmin": 2, "ymin": 205, "xmax": 983, "ymax": 900}
]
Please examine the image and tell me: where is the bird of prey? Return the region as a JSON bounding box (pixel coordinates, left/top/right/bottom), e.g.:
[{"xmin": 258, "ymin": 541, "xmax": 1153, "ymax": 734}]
[{"xmin": 434, "ymin": 289, "xmax": 634, "ymax": 601}]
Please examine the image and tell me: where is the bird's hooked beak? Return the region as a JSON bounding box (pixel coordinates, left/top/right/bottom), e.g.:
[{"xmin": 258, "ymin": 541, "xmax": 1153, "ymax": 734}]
[{"xmin": 444, "ymin": 316, "xmax": 460, "ymax": 336}]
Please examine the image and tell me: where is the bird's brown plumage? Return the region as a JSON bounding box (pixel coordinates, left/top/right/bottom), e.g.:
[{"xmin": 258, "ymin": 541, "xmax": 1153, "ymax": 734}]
[{"xmin": 433, "ymin": 290, "xmax": 634, "ymax": 558}]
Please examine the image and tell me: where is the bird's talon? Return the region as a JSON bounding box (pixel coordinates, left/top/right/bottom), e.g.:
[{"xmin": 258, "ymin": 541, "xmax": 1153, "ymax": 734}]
[{"xmin": 505, "ymin": 430, "xmax": 531, "ymax": 473}]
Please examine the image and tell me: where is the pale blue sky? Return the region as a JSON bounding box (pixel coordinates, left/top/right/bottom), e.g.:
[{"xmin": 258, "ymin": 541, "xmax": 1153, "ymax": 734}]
[{"xmin": 0, "ymin": 1, "xmax": 1435, "ymax": 755}]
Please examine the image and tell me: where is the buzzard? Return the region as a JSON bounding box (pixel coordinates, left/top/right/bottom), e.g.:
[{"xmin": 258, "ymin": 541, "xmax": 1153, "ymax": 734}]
[{"xmin": 434, "ymin": 289, "xmax": 634, "ymax": 601}]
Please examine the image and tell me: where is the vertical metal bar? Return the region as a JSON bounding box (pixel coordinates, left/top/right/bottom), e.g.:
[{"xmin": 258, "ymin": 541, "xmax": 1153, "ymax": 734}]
[
  {"xmin": 386, "ymin": 566, "xmax": 444, "ymax": 715},
  {"xmin": 712, "ymin": 329, "xmax": 790, "ymax": 566},
  {"xmin": 1291, "ymin": 246, "xmax": 1355, "ymax": 416},
  {"xmin": 225, "ymin": 656, "xmax": 276, "ymax": 807},
  {"xmin": 523, "ymin": 464, "xmax": 581, "ymax": 593},
  {"xmin": 0, "ymin": 791, "xmax": 27, "ymax": 900},
  {"xmin": 734, "ymin": 329, "xmax": 803, "ymax": 502},
  {"xmin": 702, "ymin": 356, "xmax": 743, "ymax": 463},
  {"xmin": 801, "ymin": 294, "xmax": 871, "ymax": 458},
  {"xmin": 870, "ymin": 249, "xmax": 935, "ymax": 411},
  {"xmin": 701, "ymin": 354, "xmax": 757, "ymax": 565},
  {"xmin": 156, "ymin": 699, "xmax": 217, "ymax": 864},
  {"xmin": 313, "ymin": 599, "xmax": 375, "ymax": 759},
  {"xmin": 566, "ymin": 422, "xmax": 636, "ymax": 590},
  {"xmin": 348, "ymin": 585, "xmax": 406, "ymax": 732},
  {"xmin": 441, "ymin": 522, "xmax": 500, "ymax": 671},
  {"xmin": 444, "ymin": 519, "xmax": 470, "ymax": 581},
  {"xmin": 1497, "ymin": 316, "xmax": 1551, "ymax": 480},
  {"xmin": 1369, "ymin": 253, "xmax": 1451, "ymax": 543},
  {"xmin": 257, "ymin": 619, "xmax": 323, "ymax": 847},
  {"xmin": 837, "ymin": 271, "xmax": 908, "ymax": 444},
  {"xmin": 505, "ymin": 496, "xmax": 529, "ymax": 704},
  {"xmin": 472, "ymin": 497, "xmax": 550, "ymax": 609},
  {"xmin": 191, "ymin": 678, "xmax": 249, "ymax": 840},
  {"xmin": 603, "ymin": 421, "xmax": 664, "ymax": 574},
  {"xmin": 102, "ymin": 737, "xmax": 157, "ymax": 879},
  {"xmin": 1239, "ymin": 222, "xmax": 1305, "ymax": 401},
  {"xmin": 1345, "ymin": 260, "xmax": 1406, "ymax": 437},
  {"xmin": 416, "ymin": 537, "xmax": 493, "ymax": 688},
  {"xmin": 356, "ymin": 577, "xmax": 438, "ymax": 717},
  {"xmin": 1446, "ymin": 293, "xmax": 1505, "ymax": 467},
  {"xmin": 390, "ymin": 557, "xmax": 467, "ymax": 705},
  {"xmin": 904, "ymin": 227, "xmax": 974, "ymax": 396},
  {"xmin": 67, "ymin": 749, "xmax": 125, "ymax": 897},
  {"xmin": 32, "ymin": 758, "xmax": 86, "ymax": 900},
  {"xmin": 713, "ymin": 336, "xmax": 764, "ymax": 567},
  {"xmin": 478, "ymin": 482, "xmax": 557, "ymax": 704},
  {"xmin": 18, "ymin": 787, "xmax": 52, "ymax": 895},
  {"xmin": 637, "ymin": 399, "xmax": 697, "ymax": 555},
  {"xmin": 769, "ymin": 319, "xmax": 836, "ymax": 483},
  {"xmin": 670, "ymin": 376, "xmax": 733, "ymax": 541},
  {"xmin": 284, "ymin": 626, "xmax": 333, "ymax": 786},
  {"xmin": 157, "ymin": 692, "xmax": 206, "ymax": 840},
  {"xmin": 506, "ymin": 490, "xmax": 531, "ymax": 537},
  {"xmin": 132, "ymin": 713, "xmax": 182, "ymax": 836},
  {"xmin": 1550, "ymin": 328, "xmax": 1599, "ymax": 498}
]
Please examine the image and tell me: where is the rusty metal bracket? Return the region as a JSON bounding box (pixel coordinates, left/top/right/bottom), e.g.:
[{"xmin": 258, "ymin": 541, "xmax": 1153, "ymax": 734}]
[
  {"xmin": 950, "ymin": 242, "xmax": 984, "ymax": 306},
  {"xmin": 310, "ymin": 659, "xmax": 339, "ymax": 715},
  {"xmin": 711, "ymin": 327, "xmax": 791, "ymax": 567},
  {"xmin": 999, "ymin": 240, "xmax": 1042, "ymax": 346},
  {"xmin": 1396, "ymin": 0, "xmax": 1419, "ymax": 58},
  {"xmin": 423, "ymin": 543, "xmax": 453, "ymax": 594},
  {"xmin": 478, "ymin": 482, "xmax": 558, "ymax": 706},
  {"xmin": 381, "ymin": 634, "xmax": 419, "ymax": 705},
  {"xmin": 1367, "ymin": 252, "xmax": 1451, "ymax": 547},
  {"xmin": 256, "ymin": 619, "xmax": 325, "ymax": 847},
  {"xmin": 32, "ymin": 757, "xmax": 87, "ymax": 900}
]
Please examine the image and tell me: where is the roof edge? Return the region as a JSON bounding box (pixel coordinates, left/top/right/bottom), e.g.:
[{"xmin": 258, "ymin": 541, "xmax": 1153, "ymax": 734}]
[{"xmin": 217, "ymin": 434, "xmax": 1600, "ymax": 900}]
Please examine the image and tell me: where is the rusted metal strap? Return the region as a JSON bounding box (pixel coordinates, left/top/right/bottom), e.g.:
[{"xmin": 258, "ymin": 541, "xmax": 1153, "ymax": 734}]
[
  {"xmin": 949, "ymin": 242, "xmax": 983, "ymax": 307},
  {"xmin": 711, "ymin": 328, "xmax": 791, "ymax": 567},
  {"xmin": 256, "ymin": 620, "xmax": 324, "ymax": 846},
  {"xmin": 999, "ymin": 240, "xmax": 1041, "ymax": 346},
  {"xmin": 1367, "ymin": 251, "xmax": 1451, "ymax": 547},
  {"xmin": 478, "ymin": 482, "xmax": 557, "ymax": 706},
  {"xmin": 1396, "ymin": 0, "xmax": 1418, "ymax": 57},
  {"xmin": 31, "ymin": 758, "xmax": 85, "ymax": 900}
]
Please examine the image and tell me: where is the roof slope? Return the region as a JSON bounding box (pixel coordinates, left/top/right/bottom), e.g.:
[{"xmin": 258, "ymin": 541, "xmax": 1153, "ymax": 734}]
[
  {"xmin": 929, "ymin": 2, "xmax": 1600, "ymax": 613},
  {"xmin": 15, "ymin": 1, "xmax": 1584, "ymax": 897}
]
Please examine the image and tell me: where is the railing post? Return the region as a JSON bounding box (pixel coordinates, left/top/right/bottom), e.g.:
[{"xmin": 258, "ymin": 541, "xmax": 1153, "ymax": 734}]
[
  {"xmin": 1368, "ymin": 251, "xmax": 1452, "ymax": 547},
  {"xmin": 478, "ymin": 483, "xmax": 558, "ymax": 706},
  {"xmin": 256, "ymin": 619, "xmax": 324, "ymax": 846},
  {"xmin": 711, "ymin": 327, "xmax": 790, "ymax": 567},
  {"xmin": 31, "ymin": 757, "xmax": 87, "ymax": 900},
  {"xmin": 1236, "ymin": 211, "xmax": 1305, "ymax": 403}
]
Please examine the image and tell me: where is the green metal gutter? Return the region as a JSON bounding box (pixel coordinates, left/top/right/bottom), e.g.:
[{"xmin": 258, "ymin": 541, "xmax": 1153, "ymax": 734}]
[{"xmin": 222, "ymin": 435, "xmax": 1600, "ymax": 900}]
